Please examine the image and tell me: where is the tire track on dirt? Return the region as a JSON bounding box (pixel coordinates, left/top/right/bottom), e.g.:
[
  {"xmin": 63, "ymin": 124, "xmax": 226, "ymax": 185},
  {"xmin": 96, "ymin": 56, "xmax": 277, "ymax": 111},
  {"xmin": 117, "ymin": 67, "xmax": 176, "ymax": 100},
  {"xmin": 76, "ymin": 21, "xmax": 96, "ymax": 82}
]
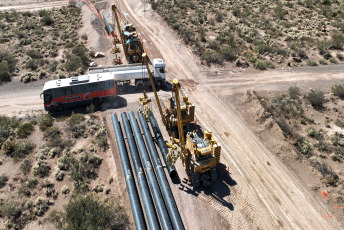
[{"xmin": 118, "ymin": 0, "xmax": 343, "ymax": 229}]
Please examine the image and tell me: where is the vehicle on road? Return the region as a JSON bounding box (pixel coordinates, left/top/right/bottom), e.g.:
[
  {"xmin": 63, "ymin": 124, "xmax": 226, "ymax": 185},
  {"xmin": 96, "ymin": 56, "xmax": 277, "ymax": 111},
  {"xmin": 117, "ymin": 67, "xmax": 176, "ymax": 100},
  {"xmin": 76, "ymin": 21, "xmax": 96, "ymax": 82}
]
[{"xmin": 41, "ymin": 59, "xmax": 166, "ymax": 111}]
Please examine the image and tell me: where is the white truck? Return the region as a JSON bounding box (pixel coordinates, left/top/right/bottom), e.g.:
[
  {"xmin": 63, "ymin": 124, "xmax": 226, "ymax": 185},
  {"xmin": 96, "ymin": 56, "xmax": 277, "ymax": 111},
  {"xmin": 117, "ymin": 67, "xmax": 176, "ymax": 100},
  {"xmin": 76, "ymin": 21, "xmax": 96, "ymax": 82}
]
[{"xmin": 88, "ymin": 58, "xmax": 166, "ymax": 89}]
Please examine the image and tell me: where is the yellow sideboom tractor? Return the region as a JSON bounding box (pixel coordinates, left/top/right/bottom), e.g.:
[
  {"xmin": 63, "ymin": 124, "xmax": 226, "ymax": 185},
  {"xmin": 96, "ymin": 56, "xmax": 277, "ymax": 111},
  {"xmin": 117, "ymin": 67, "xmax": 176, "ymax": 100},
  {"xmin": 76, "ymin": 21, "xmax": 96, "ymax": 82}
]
[
  {"xmin": 170, "ymin": 79, "xmax": 221, "ymax": 188},
  {"xmin": 141, "ymin": 53, "xmax": 221, "ymax": 188}
]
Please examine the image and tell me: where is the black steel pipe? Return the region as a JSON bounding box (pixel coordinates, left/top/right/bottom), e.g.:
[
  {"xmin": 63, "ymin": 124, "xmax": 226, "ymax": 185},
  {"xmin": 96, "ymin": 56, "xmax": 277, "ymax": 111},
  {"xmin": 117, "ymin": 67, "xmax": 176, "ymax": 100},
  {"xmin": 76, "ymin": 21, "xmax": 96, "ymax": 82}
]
[
  {"xmin": 121, "ymin": 112, "xmax": 160, "ymax": 230},
  {"xmin": 128, "ymin": 111, "xmax": 173, "ymax": 230},
  {"xmin": 138, "ymin": 111, "xmax": 185, "ymax": 230},
  {"xmin": 111, "ymin": 114, "xmax": 146, "ymax": 230},
  {"xmin": 148, "ymin": 113, "xmax": 177, "ymax": 178}
]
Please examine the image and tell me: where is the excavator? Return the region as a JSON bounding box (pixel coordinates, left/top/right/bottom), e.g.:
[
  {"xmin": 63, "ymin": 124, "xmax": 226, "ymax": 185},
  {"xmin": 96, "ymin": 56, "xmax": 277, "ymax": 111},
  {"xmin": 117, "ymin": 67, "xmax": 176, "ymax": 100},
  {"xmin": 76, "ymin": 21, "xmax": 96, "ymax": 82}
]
[
  {"xmin": 112, "ymin": 4, "xmax": 143, "ymax": 63},
  {"xmin": 141, "ymin": 53, "xmax": 221, "ymax": 188},
  {"xmin": 165, "ymin": 93, "xmax": 195, "ymax": 138}
]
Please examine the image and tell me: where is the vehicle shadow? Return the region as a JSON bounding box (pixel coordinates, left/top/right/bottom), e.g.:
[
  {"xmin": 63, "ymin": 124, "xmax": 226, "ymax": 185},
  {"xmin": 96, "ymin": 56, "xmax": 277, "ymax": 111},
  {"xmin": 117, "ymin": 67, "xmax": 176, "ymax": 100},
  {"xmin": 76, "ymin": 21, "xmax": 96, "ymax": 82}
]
[
  {"xmin": 50, "ymin": 95, "xmax": 127, "ymax": 117},
  {"xmin": 177, "ymin": 163, "xmax": 236, "ymax": 211},
  {"xmin": 116, "ymin": 82, "xmax": 172, "ymax": 95}
]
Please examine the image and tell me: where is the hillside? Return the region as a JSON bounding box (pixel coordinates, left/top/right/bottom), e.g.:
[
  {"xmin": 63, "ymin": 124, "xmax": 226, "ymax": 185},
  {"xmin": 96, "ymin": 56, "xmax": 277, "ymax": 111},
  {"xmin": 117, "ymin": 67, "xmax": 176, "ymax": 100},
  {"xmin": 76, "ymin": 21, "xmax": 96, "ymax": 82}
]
[{"xmin": 151, "ymin": 0, "xmax": 344, "ymax": 69}]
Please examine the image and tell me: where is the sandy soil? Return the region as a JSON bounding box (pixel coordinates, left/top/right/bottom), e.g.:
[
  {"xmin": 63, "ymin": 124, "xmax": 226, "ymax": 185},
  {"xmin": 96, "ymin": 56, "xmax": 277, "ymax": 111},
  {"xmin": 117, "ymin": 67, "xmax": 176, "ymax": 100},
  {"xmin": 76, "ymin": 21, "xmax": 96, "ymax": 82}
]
[
  {"xmin": 1, "ymin": 0, "xmax": 344, "ymax": 229},
  {"xmin": 114, "ymin": 0, "xmax": 344, "ymax": 229}
]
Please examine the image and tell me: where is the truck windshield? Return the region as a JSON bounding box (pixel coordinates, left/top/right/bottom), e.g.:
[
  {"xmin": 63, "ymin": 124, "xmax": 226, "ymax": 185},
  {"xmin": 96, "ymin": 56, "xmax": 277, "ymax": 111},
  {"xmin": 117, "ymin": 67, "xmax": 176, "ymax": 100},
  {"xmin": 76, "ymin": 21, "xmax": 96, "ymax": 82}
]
[{"xmin": 44, "ymin": 92, "xmax": 52, "ymax": 103}]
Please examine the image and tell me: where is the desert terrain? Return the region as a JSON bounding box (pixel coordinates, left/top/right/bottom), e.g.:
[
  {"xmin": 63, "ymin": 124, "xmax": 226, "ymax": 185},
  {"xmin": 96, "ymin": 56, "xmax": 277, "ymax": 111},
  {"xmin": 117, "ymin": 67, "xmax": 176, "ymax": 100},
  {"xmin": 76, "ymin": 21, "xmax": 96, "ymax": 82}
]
[{"xmin": 1, "ymin": 0, "xmax": 344, "ymax": 229}]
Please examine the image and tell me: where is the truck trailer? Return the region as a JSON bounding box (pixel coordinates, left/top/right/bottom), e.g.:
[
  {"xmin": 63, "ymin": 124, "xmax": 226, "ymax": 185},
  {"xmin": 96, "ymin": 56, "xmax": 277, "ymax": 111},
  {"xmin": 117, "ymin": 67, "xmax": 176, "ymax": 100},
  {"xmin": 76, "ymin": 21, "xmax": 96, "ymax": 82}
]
[{"xmin": 89, "ymin": 58, "xmax": 166, "ymax": 89}]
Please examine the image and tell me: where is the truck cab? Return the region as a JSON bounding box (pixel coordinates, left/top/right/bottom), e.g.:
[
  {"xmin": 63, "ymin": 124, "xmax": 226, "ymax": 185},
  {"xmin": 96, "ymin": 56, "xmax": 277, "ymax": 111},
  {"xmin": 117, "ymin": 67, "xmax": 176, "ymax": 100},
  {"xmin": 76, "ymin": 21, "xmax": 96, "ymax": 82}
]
[{"xmin": 152, "ymin": 58, "xmax": 166, "ymax": 84}]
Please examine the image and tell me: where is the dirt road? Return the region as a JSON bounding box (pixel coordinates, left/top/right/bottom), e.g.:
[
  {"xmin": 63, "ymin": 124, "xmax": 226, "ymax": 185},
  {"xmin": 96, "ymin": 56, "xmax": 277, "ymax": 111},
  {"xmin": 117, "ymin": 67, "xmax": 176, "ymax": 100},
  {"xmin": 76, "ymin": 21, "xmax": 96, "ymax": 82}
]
[
  {"xmin": 1, "ymin": 0, "xmax": 344, "ymax": 229},
  {"xmin": 116, "ymin": 0, "xmax": 344, "ymax": 229}
]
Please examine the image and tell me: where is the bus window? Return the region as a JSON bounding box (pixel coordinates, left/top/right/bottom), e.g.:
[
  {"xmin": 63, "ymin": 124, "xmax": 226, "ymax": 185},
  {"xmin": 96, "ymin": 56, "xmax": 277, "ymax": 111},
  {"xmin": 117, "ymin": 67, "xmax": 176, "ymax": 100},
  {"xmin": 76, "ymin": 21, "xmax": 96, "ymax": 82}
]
[
  {"xmin": 108, "ymin": 80, "xmax": 114, "ymax": 89},
  {"xmin": 51, "ymin": 89, "xmax": 61, "ymax": 98},
  {"xmin": 89, "ymin": 83, "xmax": 98, "ymax": 92},
  {"xmin": 98, "ymin": 81, "xmax": 106, "ymax": 91},
  {"xmin": 61, "ymin": 88, "xmax": 71, "ymax": 96},
  {"xmin": 71, "ymin": 85, "xmax": 80, "ymax": 94},
  {"xmin": 79, "ymin": 84, "xmax": 88, "ymax": 94}
]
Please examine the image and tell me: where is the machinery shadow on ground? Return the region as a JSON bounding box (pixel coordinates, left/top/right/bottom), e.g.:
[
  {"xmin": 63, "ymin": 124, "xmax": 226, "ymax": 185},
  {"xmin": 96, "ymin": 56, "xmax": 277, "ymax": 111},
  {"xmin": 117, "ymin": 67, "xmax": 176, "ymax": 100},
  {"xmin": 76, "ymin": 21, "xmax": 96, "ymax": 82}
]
[
  {"xmin": 50, "ymin": 96, "xmax": 127, "ymax": 117},
  {"xmin": 177, "ymin": 163, "xmax": 236, "ymax": 211},
  {"xmin": 116, "ymin": 82, "xmax": 172, "ymax": 95}
]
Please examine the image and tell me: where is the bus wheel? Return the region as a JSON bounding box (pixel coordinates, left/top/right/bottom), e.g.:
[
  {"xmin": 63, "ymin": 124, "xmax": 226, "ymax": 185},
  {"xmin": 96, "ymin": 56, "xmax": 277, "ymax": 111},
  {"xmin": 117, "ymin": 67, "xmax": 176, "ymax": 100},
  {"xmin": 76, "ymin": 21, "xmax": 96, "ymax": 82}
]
[
  {"xmin": 156, "ymin": 80, "xmax": 162, "ymax": 89},
  {"xmin": 57, "ymin": 104, "xmax": 64, "ymax": 112},
  {"xmin": 136, "ymin": 80, "xmax": 144, "ymax": 90},
  {"xmin": 93, "ymin": 98, "xmax": 100, "ymax": 106}
]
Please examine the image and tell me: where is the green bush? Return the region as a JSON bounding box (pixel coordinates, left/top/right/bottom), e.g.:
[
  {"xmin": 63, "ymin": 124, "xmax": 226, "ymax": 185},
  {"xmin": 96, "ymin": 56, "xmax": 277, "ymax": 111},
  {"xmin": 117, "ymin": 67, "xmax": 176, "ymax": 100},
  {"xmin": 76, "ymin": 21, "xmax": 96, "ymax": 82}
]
[
  {"xmin": 318, "ymin": 59, "xmax": 328, "ymax": 65},
  {"xmin": 70, "ymin": 153, "xmax": 102, "ymax": 193},
  {"xmin": 331, "ymin": 84, "xmax": 344, "ymax": 99},
  {"xmin": 54, "ymin": 167, "xmax": 65, "ymax": 181},
  {"xmin": 2, "ymin": 140, "xmax": 35, "ymax": 159},
  {"xmin": 220, "ymin": 46, "xmax": 237, "ymax": 62},
  {"xmin": 67, "ymin": 113, "xmax": 86, "ymax": 138},
  {"xmin": 330, "ymin": 132, "xmax": 344, "ymax": 146},
  {"xmin": 314, "ymin": 162, "xmax": 339, "ymax": 186},
  {"xmin": 329, "ymin": 57, "xmax": 338, "ymax": 64},
  {"xmin": 294, "ymin": 135, "xmax": 313, "ymax": 156},
  {"xmin": 288, "ymin": 86, "xmax": 301, "ymax": 99},
  {"xmin": 26, "ymin": 49, "xmax": 42, "ymax": 59},
  {"xmin": 41, "ymin": 15, "xmax": 54, "ymax": 26},
  {"xmin": 33, "ymin": 159, "xmax": 51, "ymax": 178},
  {"xmin": 72, "ymin": 44, "xmax": 89, "ymax": 66},
  {"xmin": 57, "ymin": 153, "xmax": 75, "ymax": 171},
  {"xmin": 0, "ymin": 52, "xmax": 18, "ymax": 74},
  {"xmin": 315, "ymin": 141, "xmax": 331, "ymax": 153},
  {"xmin": 0, "ymin": 174, "xmax": 9, "ymax": 188},
  {"xmin": 336, "ymin": 53, "xmax": 344, "ymax": 61},
  {"xmin": 305, "ymin": 90, "xmax": 326, "ymax": 108},
  {"xmin": 25, "ymin": 59, "xmax": 39, "ymax": 70},
  {"xmin": 65, "ymin": 55, "xmax": 82, "ymax": 72},
  {"xmin": 43, "ymin": 126, "xmax": 60, "ymax": 140},
  {"xmin": 2, "ymin": 139, "xmax": 16, "ymax": 156},
  {"xmin": 330, "ymin": 33, "xmax": 344, "ymax": 50},
  {"xmin": 38, "ymin": 113, "xmax": 53, "ymax": 131},
  {"xmin": 95, "ymin": 126, "xmax": 107, "ymax": 149},
  {"xmin": 17, "ymin": 122, "xmax": 34, "ymax": 138},
  {"xmin": 200, "ymin": 50, "xmax": 223, "ymax": 66},
  {"xmin": 0, "ymin": 115, "xmax": 20, "ymax": 146},
  {"xmin": 63, "ymin": 194, "xmax": 129, "ymax": 230},
  {"xmin": 43, "ymin": 126, "xmax": 70, "ymax": 148},
  {"xmin": 306, "ymin": 59, "xmax": 318, "ymax": 66},
  {"xmin": 255, "ymin": 61, "xmax": 267, "ymax": 70},
  {"xmin": 34, "ymin": 197, "xmax": 51, "ymax": 216},
  {"xmin": 81, "ymin": 34, "xmax": 88, "ymax": 40},
  {"xmin": 334, "ymin": 119, "xmax": 344, "ymax": 128},
  {"xmin": 0, "ymin": 62, "xmax": 11, "ymax": 83},
  {"xmin": 306, "ymin": 127, "xmax": 324, "ymax": 140},
  {"xmin": 21, "ymin": 159, "xmax": 33, "ymax": 175}
]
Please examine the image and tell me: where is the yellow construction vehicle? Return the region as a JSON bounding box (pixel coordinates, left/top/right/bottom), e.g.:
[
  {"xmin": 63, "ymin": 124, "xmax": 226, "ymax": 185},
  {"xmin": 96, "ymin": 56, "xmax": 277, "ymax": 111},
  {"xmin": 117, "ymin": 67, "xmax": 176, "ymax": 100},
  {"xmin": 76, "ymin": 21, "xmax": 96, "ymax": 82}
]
[
  {"xmin": 140, "ymin": 53, "xmax": 220, "ymax": 188},
  {"xmin": 112, "ymin": 4, "xmax": 144, "ymax": 63},
  {"xmin": 171, "ymin": 79, "xmax": 221, "ymax": 188},
  {"xmin": 165, "ymin": 94, "xmax": 195, "ymax": 138}
]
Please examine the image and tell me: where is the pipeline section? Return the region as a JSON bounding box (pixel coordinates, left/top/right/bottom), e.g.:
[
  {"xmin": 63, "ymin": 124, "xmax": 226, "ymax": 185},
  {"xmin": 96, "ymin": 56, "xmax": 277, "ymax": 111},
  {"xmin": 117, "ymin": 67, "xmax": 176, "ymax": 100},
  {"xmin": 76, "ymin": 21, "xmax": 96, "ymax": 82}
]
[
  {"xmin": 121, "ymin": 112, "xmax": 160, "ymax": 230},
  {"xmin": 149, "ymin": 113, "xmax": 177, "ymax": 178},
  {"xmin": 128, "ymin": 111, "xmax": 173, "ymax": 230},
  {"xmin": 111, "ymin": 114, "xmax": 146, "ymax": 230},
  {"xmin": 138, "ymin": 111, "xmax": 185, "ymax": 230}
]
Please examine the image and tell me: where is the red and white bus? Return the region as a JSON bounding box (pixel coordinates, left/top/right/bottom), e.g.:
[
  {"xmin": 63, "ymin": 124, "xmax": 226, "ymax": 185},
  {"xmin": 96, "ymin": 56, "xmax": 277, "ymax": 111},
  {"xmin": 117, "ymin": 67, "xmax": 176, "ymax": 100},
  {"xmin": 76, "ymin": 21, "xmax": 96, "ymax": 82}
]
[{"xmin": 41, "ymin": 73, "xmax": 116, "ymax": 111}]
